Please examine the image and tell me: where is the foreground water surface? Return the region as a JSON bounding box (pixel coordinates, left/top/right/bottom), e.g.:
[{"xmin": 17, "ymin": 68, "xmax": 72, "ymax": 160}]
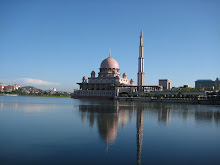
[{"xmin": 0, "ymin": 96, "xmax": 220, "ymax": 165}]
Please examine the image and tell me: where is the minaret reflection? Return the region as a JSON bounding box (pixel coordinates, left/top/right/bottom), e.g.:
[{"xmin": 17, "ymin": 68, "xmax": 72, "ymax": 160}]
[{"xmin": 136, "ymin": 103, "xmax": 144, "ymax": 165}]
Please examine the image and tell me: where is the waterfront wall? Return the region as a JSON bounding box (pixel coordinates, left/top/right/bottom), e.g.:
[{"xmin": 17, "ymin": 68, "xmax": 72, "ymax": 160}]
[
  {"xmin": 73, "ymin": 90, "xmax": 114, "ymax": 98},
  {"xmin": 117, "ymin": 97, "xmax": 220, "ymax": 105},
  {"xmin": 149, "ymin": 91, "xmax": 206, "ymax": 95}
]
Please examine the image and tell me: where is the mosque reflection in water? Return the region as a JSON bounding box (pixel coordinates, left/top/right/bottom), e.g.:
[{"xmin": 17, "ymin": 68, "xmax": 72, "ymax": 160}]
[
  {"xmin": 78, "ymin": 101, "xmax": 220, "ymax": 165},
  {"xmin": 79, "ymin": 101, "xmax": 143, "ymax": 164},
  {"xmin": 79, "ymin": 101, "xmax": 135, "ymax": 146}
]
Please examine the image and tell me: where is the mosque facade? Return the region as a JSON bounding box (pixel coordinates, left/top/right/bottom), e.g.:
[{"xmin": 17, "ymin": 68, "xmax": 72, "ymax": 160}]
[{"xmin": 73, "ymin": 30, "xmax": 145, "ymax": 99}]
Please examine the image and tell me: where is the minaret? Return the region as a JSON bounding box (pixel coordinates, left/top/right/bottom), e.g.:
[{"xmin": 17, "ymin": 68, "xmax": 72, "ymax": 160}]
[{"xmin": 137, "ymin": 29, "xmax": 145, "ymax": 91}]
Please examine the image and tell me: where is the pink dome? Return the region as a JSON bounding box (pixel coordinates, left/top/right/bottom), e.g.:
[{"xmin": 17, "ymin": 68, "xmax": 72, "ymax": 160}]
[
  {"xmin": 130, "ymin": 79, "xmax": 134, "ymax": 82},
  {"xmin": 83, "ymin": 76, "xmax": 87, "ymax": 79},
  {"xmin": 100, "ymin": 57, "xmax": 119, "ymax": 69},
  {"xmin": 123, "ymin": 73, "xmax": 127, "ymax": 76}
]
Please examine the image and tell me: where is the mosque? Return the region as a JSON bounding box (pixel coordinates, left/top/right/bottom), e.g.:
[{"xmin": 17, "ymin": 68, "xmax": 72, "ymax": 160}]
[{"xmin": 73, "ymin": 30, "xmax": 161, "ymax": 99}]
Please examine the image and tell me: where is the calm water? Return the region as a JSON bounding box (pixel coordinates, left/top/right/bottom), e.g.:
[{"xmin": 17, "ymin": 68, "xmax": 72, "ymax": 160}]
[{"xmin": 0, "ymin": 96, "xmax": 220, "ymax": 165}]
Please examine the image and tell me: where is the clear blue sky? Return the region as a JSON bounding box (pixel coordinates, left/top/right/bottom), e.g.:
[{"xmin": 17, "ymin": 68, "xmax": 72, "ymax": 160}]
[{"xmin": 1, "ymin": 0, "xmax": 220, "ymax": 91}]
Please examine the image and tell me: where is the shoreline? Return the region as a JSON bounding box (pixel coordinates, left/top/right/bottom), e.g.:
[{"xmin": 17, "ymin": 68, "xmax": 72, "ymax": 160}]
[{"xmin": 0, "ymin": 94, "xmax": 71, "ymax": 98}]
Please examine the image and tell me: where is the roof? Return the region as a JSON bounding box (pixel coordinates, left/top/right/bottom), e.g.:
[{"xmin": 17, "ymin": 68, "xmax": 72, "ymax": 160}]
[
  {"xmin": 196, "ymin": 79, "xmax": 213, "ymax": 82},
  {"xmin": 159, "ymin": 79, "xmax": 171, "ymax": 81},
  {"xmin": 100, "ymin": 57, "xmax": 119, "ymax": 69}
]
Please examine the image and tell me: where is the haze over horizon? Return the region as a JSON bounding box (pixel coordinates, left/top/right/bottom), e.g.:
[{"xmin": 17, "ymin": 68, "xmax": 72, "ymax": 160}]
[{"xmin": 1, "ymin": 0, "xmax": 220, "ymax": 92}]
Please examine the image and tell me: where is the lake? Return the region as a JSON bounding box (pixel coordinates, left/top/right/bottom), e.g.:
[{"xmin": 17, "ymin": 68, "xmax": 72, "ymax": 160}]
[{"xmin": 0, "ymin": 96, "xmax": 220, "ymax": 165}]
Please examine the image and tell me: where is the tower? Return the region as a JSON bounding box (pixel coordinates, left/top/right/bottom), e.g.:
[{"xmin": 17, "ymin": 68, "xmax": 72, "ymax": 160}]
[{"xmin": 137, "ymin": 29, "xmax": 145, "ymax": 91}]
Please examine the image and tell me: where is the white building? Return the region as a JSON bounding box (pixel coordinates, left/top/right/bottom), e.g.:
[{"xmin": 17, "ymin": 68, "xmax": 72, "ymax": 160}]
[{"xmin": 159, "ymin": 79, "xmax": 171, "ymax": 90}]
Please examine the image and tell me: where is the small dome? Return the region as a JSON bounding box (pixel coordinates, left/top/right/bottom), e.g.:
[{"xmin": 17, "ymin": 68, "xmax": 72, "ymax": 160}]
[
  {"xmin": 83, "ymin": 76, "xmax": 87, "ymax": 79},
  {"xmin": 100, "ymin": 57, "xmax": 119, "ymax": 69},
  {"xmin": 130, "ymin": 79, "xmax": 134, "ymax": 82},
  {"xmin": 123, "ymin": 73, "xmax": 127, "ymax": 76},
  {"xmin": 91, "ymin": 71, "xmax": 95, "ymax": 74}
]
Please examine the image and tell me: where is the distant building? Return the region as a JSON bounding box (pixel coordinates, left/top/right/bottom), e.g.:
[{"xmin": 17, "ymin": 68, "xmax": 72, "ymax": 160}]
[
  {"xmin": 3, "ymin": 84, "xmax": 20, "ymax": 92},
  {"xmin": 195, "ymin": 79, "xmax": 215, "ymax": 88},
  {"xmin": 183, "ymin": 85, "xmax": 189, "ymax": 88},
  {"xmin": 13, "ymin": 84, "xmax": 20, "ymax": 90},
  {"xmin": 215, "ymin": 78, "xmax": 220, "ymax": 88},
  {"xmin": 49, "ymin": 88, "xmax": 56, "ymax": 92},
  {"xmin": 4, "ymin": 86, "xmax": 15, "ymax": 92},
  {"xmin": 0, "ymin": 83, "xmax": 5, "ymax": 92},
  {"xmin": 159, "ymin": 79, "xmax": 171, "ymax": 90}
]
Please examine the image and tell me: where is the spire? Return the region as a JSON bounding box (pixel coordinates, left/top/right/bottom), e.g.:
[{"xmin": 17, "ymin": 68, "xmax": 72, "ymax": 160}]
[
  {"xmin": 109, "ymin": 48, "xmax": 111, "ymax": 58},
  {"xmin": 140, "ymin": 29, "xmax": 143, "ymax": 47}
]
